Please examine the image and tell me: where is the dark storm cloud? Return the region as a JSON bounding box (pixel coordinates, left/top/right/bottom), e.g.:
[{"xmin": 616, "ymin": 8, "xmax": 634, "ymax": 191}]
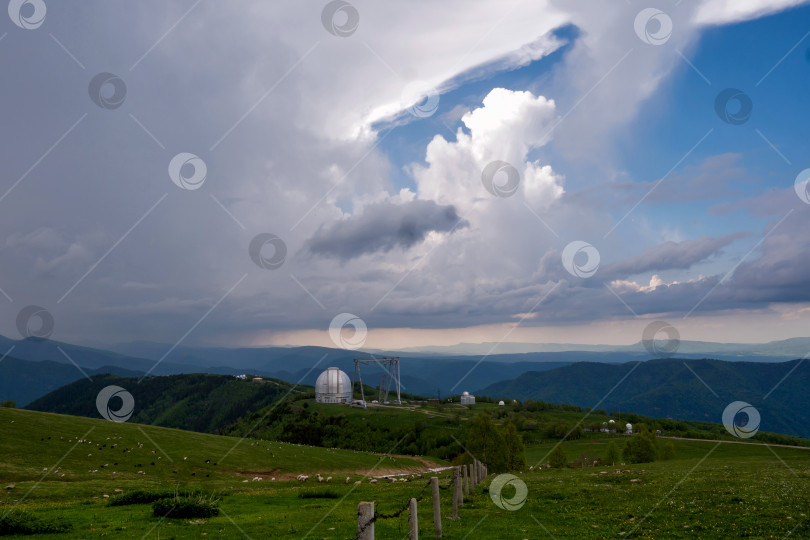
[
  {"xmin": 307, "ymin": 200, "xmax": 468, "ymax": 261},
  {"xmin": 602, "ymin": 232, "xmax": 751, "ymax": 278}
]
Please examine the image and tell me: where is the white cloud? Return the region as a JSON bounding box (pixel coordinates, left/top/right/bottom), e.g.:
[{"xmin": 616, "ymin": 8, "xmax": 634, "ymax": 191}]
[{"xmin": 413, "ymin": 87, "xmax": 564, "ymax": 212}]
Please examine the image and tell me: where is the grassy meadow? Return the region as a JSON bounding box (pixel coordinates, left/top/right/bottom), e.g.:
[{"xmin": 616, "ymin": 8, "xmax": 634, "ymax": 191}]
[{"xmin": 2, "ymin": 406, "xmax": 810, "ymax": 538}]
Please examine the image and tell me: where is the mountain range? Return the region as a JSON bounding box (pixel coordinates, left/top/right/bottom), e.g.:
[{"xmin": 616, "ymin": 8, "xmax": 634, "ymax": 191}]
[
  {"xmin": 480, "ymin": 358, "xmax": 810, "ymax": 438},
  {"xmin": 3, "ymin": 334, "xmax": 810, "ymax": 440}
]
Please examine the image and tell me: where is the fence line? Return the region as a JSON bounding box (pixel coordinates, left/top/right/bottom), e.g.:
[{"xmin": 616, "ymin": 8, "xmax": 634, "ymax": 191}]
[{"xmin": 352, "ymin": 460, "xmax": 488, "ymax": 540}]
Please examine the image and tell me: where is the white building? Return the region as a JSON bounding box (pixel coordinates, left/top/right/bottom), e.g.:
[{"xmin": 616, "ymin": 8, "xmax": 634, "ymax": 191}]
[
  {"xmin": 460, "ymin": 391, "xmax": 475, "ymax": 406},
  {"xmin": 315, "ymin": 367, "xmax": 352, "ymax": 404},
  {"xmin": 626, "ymin": 423, "xmax": 633, "ymax": 434},
  {"xmin": 498, "ymin": 400, "xmax": 505, "ymax": 406}
]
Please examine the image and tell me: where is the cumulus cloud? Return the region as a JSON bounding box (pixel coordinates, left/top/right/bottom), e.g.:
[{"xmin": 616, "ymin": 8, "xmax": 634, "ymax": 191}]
[
  {"xmin": 413, "ymin": 87, "xmax": 564, "ymax": 211},
  {"xmin": 307, "ymin": 200, "xmax": 468, "ymax": 260}
]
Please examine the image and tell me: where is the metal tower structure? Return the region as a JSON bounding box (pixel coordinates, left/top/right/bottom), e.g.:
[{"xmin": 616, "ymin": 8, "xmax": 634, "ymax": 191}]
[{"xmin": 352, "ymin": 357, "xmax": 401, "ymax": 405}]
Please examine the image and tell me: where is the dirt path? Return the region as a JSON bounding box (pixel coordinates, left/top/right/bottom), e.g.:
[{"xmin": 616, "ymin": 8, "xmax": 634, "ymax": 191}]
[{"xmin": 229, "ymin": 454, "xmax": 445, "ymax": 482}]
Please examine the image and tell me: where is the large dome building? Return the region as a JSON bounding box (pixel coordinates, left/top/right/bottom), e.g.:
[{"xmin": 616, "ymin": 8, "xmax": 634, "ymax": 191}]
[{"xmin": 315, "ymin": 367, "xmax": 352, "ymax": 404}]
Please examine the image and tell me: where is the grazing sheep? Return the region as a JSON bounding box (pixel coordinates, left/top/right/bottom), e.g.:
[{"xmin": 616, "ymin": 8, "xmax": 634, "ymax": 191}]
[
  {"xmin": 369, "ymin": 479, "xmax": 378, "ymax": 484},
  {"xmin": 354, "ymin": 480, "xmax": 361, "ymax": 485},
  {"xmin": 326, "ymin": 477, "xmax": 332, "ymax": 483},
  {"xmin": 345, "ymin": 477, "xmax": 350, "ymax": 484}
]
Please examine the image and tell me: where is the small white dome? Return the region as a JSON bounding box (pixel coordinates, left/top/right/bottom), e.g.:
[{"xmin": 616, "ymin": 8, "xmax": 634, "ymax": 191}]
[
  {"xmin": 626, "ymin": 423, "xmax": 633, "ymax": 430},
  {"xmin": 462, "ymin": 391, "xmax": 470, "ymax": 396},
  {"xmin": 609, "ymin": 419, "xmax": 615, "ymax": 424},
  {"xmin": 315, "ymin": 367, "xmax": 352, "ymax": 404},
  {"xmin": 498, "ymin": 400, "xmax": 505, "ymax": 406}
]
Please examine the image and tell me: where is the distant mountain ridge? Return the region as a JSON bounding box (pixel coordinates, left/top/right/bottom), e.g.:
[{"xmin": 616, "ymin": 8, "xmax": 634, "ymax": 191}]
[
  {"xmin": 3, "ymin": 333, "xmax": 810, "ymax": 408},
  {"xmin": 478, "ymin": 358, "xmax": 810, "ymax": 438},
  {"xmin": 389, "ymin": 337, "xmax": 810, "ymax": 358}
]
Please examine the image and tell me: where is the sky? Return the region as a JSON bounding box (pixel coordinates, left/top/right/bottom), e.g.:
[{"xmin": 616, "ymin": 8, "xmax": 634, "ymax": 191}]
[{"xmin": 1, "ymin": 0, "xmax": 810, "ymax": 351}]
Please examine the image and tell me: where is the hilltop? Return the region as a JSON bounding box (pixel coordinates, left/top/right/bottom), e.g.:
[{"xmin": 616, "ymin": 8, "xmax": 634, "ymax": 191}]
[{"xmin": 25, "ymin": 373, "xmax": 302, "ymax": 434}]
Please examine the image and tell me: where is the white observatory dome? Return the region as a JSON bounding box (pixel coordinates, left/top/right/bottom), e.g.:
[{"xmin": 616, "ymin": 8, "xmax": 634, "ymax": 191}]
[
  {"xmin": 462, "ymin": 391, "xmax": 470, "ymax": 396},
  {"xmin": 315, "ymin": 367, "xmax": 352, "ymax": 404},
  {"xmin": 626, "ymin": 423, "xmax": 633, "ymax": 431},
  {"xmin": 498, "ymin": 400, "xmax": 505, "ymax": 406}
]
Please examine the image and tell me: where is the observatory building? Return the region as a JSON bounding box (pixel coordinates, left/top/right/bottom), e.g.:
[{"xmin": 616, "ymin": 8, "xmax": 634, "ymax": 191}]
[
  {"xmin": 460, "ymin": 391, "xmax": 475, "ymax": 406},
  {"xmin": 315, "ymin": 367, "xmax": 352, "ymax": 404}
]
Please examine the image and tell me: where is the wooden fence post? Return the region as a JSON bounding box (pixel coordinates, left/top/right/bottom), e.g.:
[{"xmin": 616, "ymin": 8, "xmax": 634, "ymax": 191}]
[
  {"xmin": 358, "ymin": 501, "xmax": 374, "ymax": 540},
  {"xmin": 463, "ymin": 464, "xmax": 469, "ymax": 498},
  {"xmin": 452, "ymin": 466, "xmax": 461, "ymax": 518},
  {"xmin": 409, "ymin": 497, "xmax": 418, "ymax": 540},
  {"xmin": 431, "ymin": 476, "xmax": 442, "ymax": 538}
]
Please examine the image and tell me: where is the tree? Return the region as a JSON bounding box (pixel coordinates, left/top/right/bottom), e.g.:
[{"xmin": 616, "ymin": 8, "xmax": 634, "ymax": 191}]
[
  {"xmin": 465, "ymin": 414, "xmax": 507, "ymax": 472},
  {"xmin": 622, "ymin": 431, "xmax": 657, "ymax": 464},
  {"xmin": 548, "ymin": 445, "xmax": 568, "ymax": 468},
  {"xmin": 605, "ymin": 441, "xmax": 620, "ymax": 466},
  {"xmin": 1, "ymin": 400, "xmax": 15, "ymax": 408},
  {"xmin": 501, "ymin": 422, "xmax": 527, "ymax": 471},
  {"xmin": 660, "ymin": 440, "xmax": 675, "ymax": 460}
]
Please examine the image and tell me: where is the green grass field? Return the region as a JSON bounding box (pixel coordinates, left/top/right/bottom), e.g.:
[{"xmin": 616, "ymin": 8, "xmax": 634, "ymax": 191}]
[{"xmin": 2, "ymin": 407, "xmax": 810, "ymax": 538}]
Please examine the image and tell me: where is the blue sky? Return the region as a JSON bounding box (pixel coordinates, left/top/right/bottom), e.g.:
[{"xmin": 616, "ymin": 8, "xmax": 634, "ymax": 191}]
[{"xmin": 373, "ymin": 3, "xmax": 810, "ymax": 297}]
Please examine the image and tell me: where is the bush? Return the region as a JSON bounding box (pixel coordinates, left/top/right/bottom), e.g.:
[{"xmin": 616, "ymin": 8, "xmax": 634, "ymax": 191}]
[
  {"xmin": 605, "ymin": 441, "xmax": 620, "ymax": 466},
  {"xmin": 152, "ymin": 494, "xmax": 220, "ymax": 519},
  {"xmin": 0, "ymin": 510, "xmax": 71, "ymax": 535},
  {"xmin": 623, "ymin": 431, "xmax": 657, "ymax": 464},
  {"xmin": 660, "ymin": 440, "xmax": 675, "ymax": 460},
  {"xmin": 548, "ymin": 445, "xmax": 568, "ymax": 468},
  {"xmin": 108, "ymin": 489, "xmax": 175, "ymax": 506},
  {"xmin": 298, "ymin": 490, "xmax": 339, "ymax": 499}
]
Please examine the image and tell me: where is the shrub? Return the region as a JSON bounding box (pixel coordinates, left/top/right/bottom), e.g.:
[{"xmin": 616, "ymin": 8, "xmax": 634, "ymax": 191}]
[
  {"xmin": 660, "ymin": 440, "xmax": 675, "ymax": 460},
  {"xmin": 152, "ymin": 494, "xmax": 220, "ymax": 519},
  {"xmin": 623, "ymin": 431, "xmax": 657, "ymax": 464},
  {"xmin": 605, "ymin": 441, "xmax": 620, "ymax": 466},
  {"xmin": 298, "ymin": 490, "xmax": 339, "ymax": 499},
  {"xmin": 548, "ymin": 445, "xmax": 568, "ymax": 468},
  {"xmin": 0, "ymin": 510, "xmax": 71, "ymax": 535},
  {"xmin": 108, "ymin": 489, "xmax": 175, "ymax": 506}
]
